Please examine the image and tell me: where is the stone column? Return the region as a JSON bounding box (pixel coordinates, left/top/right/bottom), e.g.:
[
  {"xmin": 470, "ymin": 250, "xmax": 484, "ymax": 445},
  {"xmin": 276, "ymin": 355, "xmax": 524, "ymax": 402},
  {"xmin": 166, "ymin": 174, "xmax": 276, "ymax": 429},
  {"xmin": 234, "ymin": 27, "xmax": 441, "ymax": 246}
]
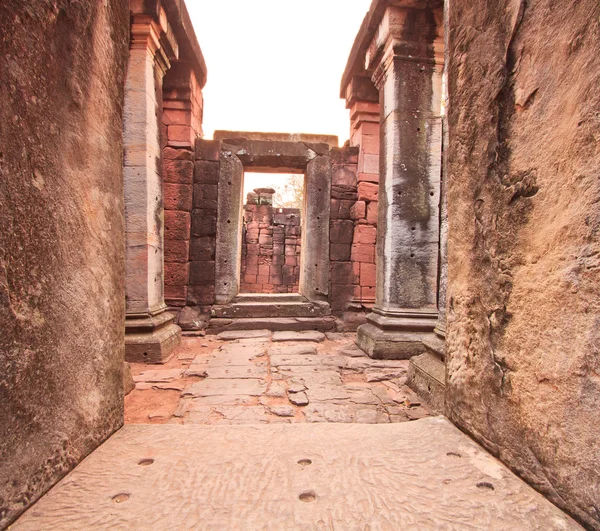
[
  {"xmin": 356, "ymin": 6, "xmax": 444, "ymax": 359},
  {"xmin": 124, "ymin": 14, "xmax": 181, "ymax": 363}
]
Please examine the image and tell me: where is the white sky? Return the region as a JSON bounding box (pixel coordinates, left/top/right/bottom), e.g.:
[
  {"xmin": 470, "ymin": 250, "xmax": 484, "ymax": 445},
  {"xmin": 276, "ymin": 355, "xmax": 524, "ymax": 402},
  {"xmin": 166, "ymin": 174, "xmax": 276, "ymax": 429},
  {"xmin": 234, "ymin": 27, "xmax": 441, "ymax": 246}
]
[{"xmin": 186, "ymin": 0, "xmax": 372, "ymax": 145}]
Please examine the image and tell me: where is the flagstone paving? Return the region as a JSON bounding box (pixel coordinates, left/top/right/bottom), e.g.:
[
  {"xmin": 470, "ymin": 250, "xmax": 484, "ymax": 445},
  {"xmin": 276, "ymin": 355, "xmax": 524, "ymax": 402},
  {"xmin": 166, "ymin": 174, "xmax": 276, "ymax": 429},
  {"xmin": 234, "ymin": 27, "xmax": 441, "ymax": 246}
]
[{"xmin": 125, "ymin": 332, "xmax": 433, "ymax": 426}]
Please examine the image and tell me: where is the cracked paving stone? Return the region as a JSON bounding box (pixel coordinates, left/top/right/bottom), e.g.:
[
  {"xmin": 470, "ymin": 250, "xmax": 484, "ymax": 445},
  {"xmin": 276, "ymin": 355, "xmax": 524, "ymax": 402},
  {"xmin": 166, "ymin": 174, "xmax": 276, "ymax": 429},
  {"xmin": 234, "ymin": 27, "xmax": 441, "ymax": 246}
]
[
  {"xmin": 287, "ymin": 378, "xmax": 307, "ymax": 393},
  {"xmin": 288, "ymin": 391, "xmax": 309, "ymax": 406},
  {"xmin": 268, "ymin": 406, "xmax": 295, "ymax": 417},
  {"xmin": 266, "ymin": 382, "xmax": 287, "ymax": 398},
  {"xmin": 321, "ymin": 356, "xmax": 350, "ymax": 368},
  {"xmin": 365, "ymin": 369, "xmax": 407, "ymax": 383},
  {"xmin": 268, "ymin": 345, "xmax": 318, "ymax": 356},
  {"xmin": 205, "ymin": 365, "xmax": 268, "ymax": 379},
  {"xmin": 217, "ymin": 330, "xmax": 272, "ymax": 341},
  {"xmin": 184, "ymin": 368, "xmax": 208, "ymax": 378},
  {"xmin": 270, "ymin": 354, "xmax": 321, "ymax": 367},
  {"xmin": 183, "ymin": 379, "xmax": 266, "ymax": 397},
  {"xmin": 187, "ymin": 395, "xmax": 256, "ymax": 407},
  {"xmin": 305, "ymin": 385, "xmax": 352, "ymax": 402},
  {"xmin": 133, "ymin": 369, "xmax": 185, "ymax": 383},
  {"xmin": 304, "ymin": 403, "xmax": 353, "ymax": 423},
  {"xmin": 272, "ymin": 331, "xmax": 325, "ymax": 342},
  {"xmin": 338, "ymin": 345, "xmax": 368, "ymax": 357}
]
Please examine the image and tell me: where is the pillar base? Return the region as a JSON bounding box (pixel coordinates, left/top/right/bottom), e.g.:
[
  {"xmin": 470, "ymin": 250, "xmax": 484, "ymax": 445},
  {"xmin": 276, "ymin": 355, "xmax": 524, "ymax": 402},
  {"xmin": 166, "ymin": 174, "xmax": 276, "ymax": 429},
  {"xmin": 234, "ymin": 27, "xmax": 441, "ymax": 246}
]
[
  {"xmin": 355, "ymin": 309, "xmax": 437, "ymax": 360},
  {"xmin": 125, "ymin": 311, "xmax": 181, "ymax": 364}
]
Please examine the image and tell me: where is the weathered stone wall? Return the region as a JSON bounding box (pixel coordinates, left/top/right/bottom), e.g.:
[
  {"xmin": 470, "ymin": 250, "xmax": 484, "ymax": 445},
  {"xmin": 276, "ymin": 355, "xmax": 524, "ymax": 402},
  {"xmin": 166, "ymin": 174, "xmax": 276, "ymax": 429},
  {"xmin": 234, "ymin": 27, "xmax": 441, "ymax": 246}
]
[
  {"xmin": 446, "ymin": 1, "xmax": 600, "ymax": 528},
  {"xmin": 241, "ymin": 201, "xmax": 301, "ymax": 293},
  {"xmin": 0, "ymin": 0, "xmax": 129, "ymax": 527}
]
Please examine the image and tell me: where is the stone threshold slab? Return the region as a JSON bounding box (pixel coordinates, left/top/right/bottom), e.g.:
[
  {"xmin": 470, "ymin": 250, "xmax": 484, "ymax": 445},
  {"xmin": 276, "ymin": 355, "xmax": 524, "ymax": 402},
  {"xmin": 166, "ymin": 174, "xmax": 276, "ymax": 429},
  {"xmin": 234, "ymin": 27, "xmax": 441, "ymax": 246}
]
[{"xmin": 12, "ymin": 418, "xmax": 581, "ymax": 530}]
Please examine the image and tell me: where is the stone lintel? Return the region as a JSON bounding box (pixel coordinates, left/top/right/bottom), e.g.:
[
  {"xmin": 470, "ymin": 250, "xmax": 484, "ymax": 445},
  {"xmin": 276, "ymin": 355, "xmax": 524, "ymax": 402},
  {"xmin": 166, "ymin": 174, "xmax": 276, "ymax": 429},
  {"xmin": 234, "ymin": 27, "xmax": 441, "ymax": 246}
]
[{"xmin": 214, "ymin": 130, "xmax": 338, "ymax": 148}]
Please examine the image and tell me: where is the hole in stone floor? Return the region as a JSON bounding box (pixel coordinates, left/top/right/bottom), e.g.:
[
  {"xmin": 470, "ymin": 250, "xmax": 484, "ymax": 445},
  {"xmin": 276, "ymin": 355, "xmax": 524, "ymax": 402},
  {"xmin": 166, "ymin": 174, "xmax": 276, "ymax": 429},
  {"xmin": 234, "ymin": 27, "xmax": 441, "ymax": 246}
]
[
  {"xmin": 446, "ymin": 451, "xmax": 462, "ymax": 458},
  {"xmin": 476, "ymin": 481, "xmax": 495, "ymax": 491},
  {"xmin": 138, "ymin": 458, "xmax": 154, "ymax": 466},
  {"xmin": 299, "ymin": 490, "xmax": 317, "ymax": 502},
  {"xmin": 112, "ymin": 493, "xmax": 130, "ymax": 503},
  {"xmin": 443, "ymin": 479, "xmax": 452, "ymax": 485},
  {"xmin": 297, "ymin": 459, "xmax": 312, "ymax": 467}
]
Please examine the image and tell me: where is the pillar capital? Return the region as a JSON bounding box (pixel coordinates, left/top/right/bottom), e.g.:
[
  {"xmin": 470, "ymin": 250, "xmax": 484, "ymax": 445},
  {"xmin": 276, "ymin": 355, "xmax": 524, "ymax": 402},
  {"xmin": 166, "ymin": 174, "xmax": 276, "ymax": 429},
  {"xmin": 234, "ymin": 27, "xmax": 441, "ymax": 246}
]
[
  {"xmin": 366, "ymin": 6, "xmax": 444, "ymax": 91},
  {"xmin": 130, "ymin": 11, "xmax": 178, "ymax": 77}
]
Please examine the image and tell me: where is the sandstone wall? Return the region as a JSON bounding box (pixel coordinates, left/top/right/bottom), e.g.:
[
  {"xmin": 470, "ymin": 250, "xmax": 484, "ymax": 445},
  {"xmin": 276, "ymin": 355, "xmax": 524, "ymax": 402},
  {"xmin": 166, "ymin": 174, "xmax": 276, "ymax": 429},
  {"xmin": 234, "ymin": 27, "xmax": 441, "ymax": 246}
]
[
  {"xmin": 241, "ymin": 204, "xmax": 301, "ymax": 293},
  {"xmin": 0, "ymin": 1, "xmax": 129, "ymax": 527},
  {"xmin": 446, "ymin": 1, "xmax": 600, "ymax": 528}
]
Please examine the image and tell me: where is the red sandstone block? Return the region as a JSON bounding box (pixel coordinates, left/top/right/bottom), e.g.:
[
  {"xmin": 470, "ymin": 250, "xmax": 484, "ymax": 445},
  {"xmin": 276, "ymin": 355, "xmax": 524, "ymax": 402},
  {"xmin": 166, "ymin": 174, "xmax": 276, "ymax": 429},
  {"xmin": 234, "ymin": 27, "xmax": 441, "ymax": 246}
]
[
  {"xmin": 330, "ymin": 243, "xmax": 351, "ymax": 261},
  {"xmin": 165, "ymin": 284, "xmax": 187, "ymax": 304},
  {"xmin": 358, "ymin": 173, "xmax": 379, "ymax": 184},
  {"xmin": 164, "ymin": 147, "xmax": 194, "ymax": 161},
  {"xmin": 351, "ymin": 101, "xmax": 380, "ymax": 115},
  {"xmin": 367, "ymin": 201, "xmax": 378, "ymax": 225},
  {"xmin": 358, "ymin": 182, "xmax": 378, "ymax": 202},
  {"xmin": 163, "ymin": 109, "xmax": 192, "ymax": 126},
  {"xmin": 360, "ymin": 263, "xmax": 377, "ymax": 286},
  {"xmin": 351, "ymin": 244, "xmax": 375, "ymax": 263},
  {"xmin": 330, "ymin": 283, "xmax": 355, "ymax": 311},
  {"xmin": 245, "ymin": 265, "xmax": 258, "ymax": 275},
  {"xmin": 246, "ymin": 255, "xmax": 259, "ymax": 267},
  {"xmin": 256, "ymin": 275, "xmax": 269, "ymax": 284},
  {"xmin": 285, "ymin": 256, "xmax": 297, "ymax": 266},
  {"xmin": 272, "ymin": 254, "xmax": 285, "ymax": 266},
  {"xmin": 244, "ymin": 274, "xmax": 257, "ymax": 284},
  {"xmin": 330, "ymin": 219, "xmax": 354, "ymax": 244},
  {"xmin": 350, "ymin": 201, "xmax": 366, "ymax": 220},
  {"xmin": 362, "ymin": 286, "xmax": 376, "ymax": 299},
  {"xmin": 360, "ymin": 153, "xmax": 379, "ymax": 175},
  {"xmin": 191, "ymin": 209, "xmax": 217, "ymax": 238},
  {"xmin": 164, "ymin": 262, "xmax": 189, "ymax": 286},
  {"xmin": 168, "ymin": 124, "xmax": 193, "ymax": 144},
  {"xmin": 354, "ymin": 224, "xmax": 376, "ymax": 245},
  {"xmin": 360, "ymin": 122, "xmax": 380, "ymax": 136},
  {"xmin": 164, "ymin": 211, "xmax": 191, "ymax": 240},
  {"xmin": 164, "ymin": 239, "xmax": 189, "ymax": 263},
  {"xmin": 258, "ymin": 265, "xmax": 270, "ymax": 277},
  {"xmin": 164, "ymin": 159, "xmax": 194, "ymax": 184},
  {"xmin": 332, "ymin": 166, "xmax": 357, "ymax": 187},
  {"xmin": 164, "ymin": 183, "xmax": 193, "ymax": 211},
  {"xmin": 361, "ymin": 134, "xmax": 379, "ymax": 155}
]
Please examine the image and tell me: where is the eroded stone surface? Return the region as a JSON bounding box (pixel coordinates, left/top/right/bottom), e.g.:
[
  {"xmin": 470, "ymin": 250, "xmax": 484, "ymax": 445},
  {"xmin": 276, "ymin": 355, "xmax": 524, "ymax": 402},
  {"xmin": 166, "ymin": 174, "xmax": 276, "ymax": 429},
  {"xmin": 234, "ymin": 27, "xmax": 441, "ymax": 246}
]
[
  {"xmin": 12, "ymin": 420, "xmax": 581, "ymax": 530},
  {"xmin": 272, "ymin": 331, "xmax": 325, "ymax": 342}
]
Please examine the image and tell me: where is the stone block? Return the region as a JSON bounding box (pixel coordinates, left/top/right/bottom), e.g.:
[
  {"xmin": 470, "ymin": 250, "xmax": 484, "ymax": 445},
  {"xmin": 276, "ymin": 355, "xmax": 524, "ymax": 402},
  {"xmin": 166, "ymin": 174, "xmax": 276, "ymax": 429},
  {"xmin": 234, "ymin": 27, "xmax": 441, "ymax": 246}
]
[
  {"xmin": 332, "ymin": 166, "xmax": 357, "ymax": 187},
  {"xmin": 366, "ymin": 201, "xmax": 378, "ymax": 225},
  {"xmin": 165, "ymin": 284, "xmax": 187, "ymax": 303},
  {"xmin": 330, "ymin": 243, "xmax": 351, "ymax": 261},
  {"xmin": 360, "ymin": 153, "xmax": 379, "ymax": 175},
  {"xmin": 164, "ymin": 183, "xmax": 193, "ymax": 211},
  {"xmin": 329, "ymin": 146, "xmax": 359, "ymax": 164},
  {"xmin": 194, "ymin": 161, "xmax": 219, "ymax": 184},
  {"xmin": 195, "ymin": 138, "xmax": 221, "ymax": 161},
  {"xmin": 191, "ymin": 208, "xmax": 217, "ymax": 237},
  {"xmin": 331, "ymin": 262, "xmax": 356, "ymax": 285},
  {"xmin": 190, "ymin": 237, "xmax": 215, "ymax": 261},
  {"xmin": 193, "ymin": 184, "xmax": 218, "ymax": 209},
  {"xmin": 164, "ymin": 147, "xmax": 194, "ymax": 161},
  {"xmin": 165, "ymin": 262, "xmax": 189, "ymax": 286},
  {"xmin": 187, "ymin": 284, "xmax": 216, "ymax": 305},
  {"xmin": 358, "ymin": 172, "xmax": 379, "ymax": 183},
  {"xmin": 163, "ymin": 159, "xmax": 193, "ymax": 184},
  {"xmin": 358, "ymin": 182, "xmax": 378, "ymax": 202},
  {"xmin": 189, "ymin": 261, "xmax": 216, "ymax": 285},
  {"xmin": 360, "ymin": 263, "xmax": 377, "ymax": 287},
  {"xmin": 351, "ymin": 244, "xmax": 375, "ymax": 263},
  {"xmin": 330, "ymin": 220, "xmax": 354, "ymax": 244},
  {"xmin": 164, "ymin": 211, "xmax": 191, "ymax": 241},
  {"xmin": 350, "ymin": 201, "xmax": 366, "ymax": 220},
  {"xmin": 354, "ymin": 225, "xmax": 376, "ymax": 245},
  {"xmin": 164, "ymin": 239, "xmax": 189, "ymax": 263},
  {"xmin": 361, "ymin": 134, "xmax": 379, "ymax": 155},
  {"xmin": 330, "ymin": 283, "xmax": 355, "ymax": 311}
]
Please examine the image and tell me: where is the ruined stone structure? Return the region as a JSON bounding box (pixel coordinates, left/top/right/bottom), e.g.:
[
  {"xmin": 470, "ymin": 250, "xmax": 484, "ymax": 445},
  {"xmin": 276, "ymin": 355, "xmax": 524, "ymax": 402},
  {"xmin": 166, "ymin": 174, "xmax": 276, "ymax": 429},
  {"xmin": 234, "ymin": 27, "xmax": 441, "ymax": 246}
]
[
  {"xmin": 2, "ymin": 0, "xmax": 600, "ymax": 529},
  {"xmin": 240, "ymin": 189, "xmax": 302, "ymax": 294}
]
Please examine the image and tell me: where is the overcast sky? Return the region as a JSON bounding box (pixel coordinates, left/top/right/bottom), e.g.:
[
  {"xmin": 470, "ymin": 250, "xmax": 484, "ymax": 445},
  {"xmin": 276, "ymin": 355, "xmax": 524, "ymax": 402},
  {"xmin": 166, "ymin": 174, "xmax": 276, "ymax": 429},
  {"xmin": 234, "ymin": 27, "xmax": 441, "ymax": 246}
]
[{"xmin": 186, "ymin": 0, "xmax": 372, "ymax": 146}]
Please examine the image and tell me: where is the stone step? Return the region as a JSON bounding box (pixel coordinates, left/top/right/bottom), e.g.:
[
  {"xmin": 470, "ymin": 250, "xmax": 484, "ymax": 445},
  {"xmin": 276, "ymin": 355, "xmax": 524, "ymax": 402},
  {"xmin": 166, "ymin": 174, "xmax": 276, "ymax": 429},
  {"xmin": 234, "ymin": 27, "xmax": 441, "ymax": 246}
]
[
  {"xmin": 407, "ymin": 342, "xmax": 446, "ymax": 413},
  {"xmin": 234, "ymin": 293, "xmax": 304, "ymax": 303},
  {"xmin": 212, "ymin": 301, "xmax": 331, "ymax": 318},
  {"xmin": 207, "ymin": 316, "xmax": 336, "ymax": 334}
]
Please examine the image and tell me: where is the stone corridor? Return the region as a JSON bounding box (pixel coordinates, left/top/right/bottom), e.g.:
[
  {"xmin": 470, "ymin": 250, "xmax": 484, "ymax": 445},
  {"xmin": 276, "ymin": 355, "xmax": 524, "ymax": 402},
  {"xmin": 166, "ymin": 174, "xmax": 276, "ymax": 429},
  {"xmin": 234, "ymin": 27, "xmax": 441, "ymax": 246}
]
[{"xmin": 125, "ymin": 332, "xmax": 432, "ymax": 426}]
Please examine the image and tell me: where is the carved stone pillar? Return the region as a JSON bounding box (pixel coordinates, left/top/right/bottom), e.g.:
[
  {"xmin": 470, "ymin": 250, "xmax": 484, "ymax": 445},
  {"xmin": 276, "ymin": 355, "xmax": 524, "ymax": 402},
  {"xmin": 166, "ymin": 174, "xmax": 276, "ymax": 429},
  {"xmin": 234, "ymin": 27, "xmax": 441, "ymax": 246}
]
[
  {"xmin": 356, "ymin": 6, "xmax": 444, "ymax": 359},
  {"xmin": 124, "ymin": 14, "xmax": 181, "ymax": 363}
]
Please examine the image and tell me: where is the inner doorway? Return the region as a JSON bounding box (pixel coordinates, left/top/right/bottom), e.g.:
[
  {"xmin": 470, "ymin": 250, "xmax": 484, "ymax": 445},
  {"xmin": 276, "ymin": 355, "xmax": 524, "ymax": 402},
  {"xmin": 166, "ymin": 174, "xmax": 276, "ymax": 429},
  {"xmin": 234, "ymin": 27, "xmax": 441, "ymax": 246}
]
[{"xmin": 240, "ymin": 172, "xmax": 305, "ymax": 294}]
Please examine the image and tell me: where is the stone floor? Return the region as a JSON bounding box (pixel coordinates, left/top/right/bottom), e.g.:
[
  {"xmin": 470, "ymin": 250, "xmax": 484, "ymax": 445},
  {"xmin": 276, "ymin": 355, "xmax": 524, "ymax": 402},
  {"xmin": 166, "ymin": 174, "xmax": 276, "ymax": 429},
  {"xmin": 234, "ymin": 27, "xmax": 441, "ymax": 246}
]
[
  {"xmin": 12, "ymin": 419, "xmax": 582, "ymax": 530},
  {"xmin": 125, "ymin": 331, "xmax": 433, "ymax": 426}
]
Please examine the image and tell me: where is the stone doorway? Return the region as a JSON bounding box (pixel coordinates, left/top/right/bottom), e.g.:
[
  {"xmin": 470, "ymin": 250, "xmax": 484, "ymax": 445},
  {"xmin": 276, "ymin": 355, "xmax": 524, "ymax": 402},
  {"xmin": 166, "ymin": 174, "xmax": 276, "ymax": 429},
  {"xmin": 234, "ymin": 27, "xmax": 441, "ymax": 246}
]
[{"xmin": 240, "ymin": 173, "xmax": 305, "ymax": 294}]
